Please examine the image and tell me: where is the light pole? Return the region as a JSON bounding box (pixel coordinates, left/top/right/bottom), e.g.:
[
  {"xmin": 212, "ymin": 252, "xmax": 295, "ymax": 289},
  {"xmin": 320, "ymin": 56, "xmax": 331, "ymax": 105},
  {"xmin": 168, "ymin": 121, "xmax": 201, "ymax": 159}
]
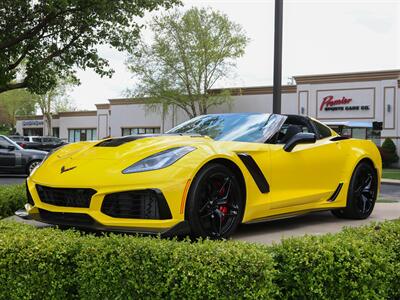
[{"xmin": 272, "ymin": 0, "xmax": 283, "ymax": 114}]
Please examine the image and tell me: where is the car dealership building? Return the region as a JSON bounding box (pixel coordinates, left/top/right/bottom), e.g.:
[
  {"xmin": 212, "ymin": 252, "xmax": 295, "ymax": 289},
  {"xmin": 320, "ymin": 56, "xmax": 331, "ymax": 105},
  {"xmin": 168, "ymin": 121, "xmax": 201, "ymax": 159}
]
[{"xmin": 15, "ymin": 69, "xmax": 400, "ymax": 151}]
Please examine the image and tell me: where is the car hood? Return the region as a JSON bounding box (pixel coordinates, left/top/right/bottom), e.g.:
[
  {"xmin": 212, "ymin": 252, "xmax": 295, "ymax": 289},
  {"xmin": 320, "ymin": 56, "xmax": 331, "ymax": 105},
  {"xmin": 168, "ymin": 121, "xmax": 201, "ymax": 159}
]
[
  {"xmin": 31, "ymin": 135, "xmax": 215, "ymax": 185},
  {"xmin": 55, "ymin": 135, "xmax": 213, "ymax": 160}
]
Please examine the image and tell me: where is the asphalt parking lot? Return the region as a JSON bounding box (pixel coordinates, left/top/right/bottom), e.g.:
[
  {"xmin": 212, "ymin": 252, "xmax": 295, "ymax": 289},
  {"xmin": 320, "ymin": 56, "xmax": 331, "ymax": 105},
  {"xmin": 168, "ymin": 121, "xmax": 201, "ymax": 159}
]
[{"xmin": 1, "ymin": 175, "xmax": 399, "ymax": 244}]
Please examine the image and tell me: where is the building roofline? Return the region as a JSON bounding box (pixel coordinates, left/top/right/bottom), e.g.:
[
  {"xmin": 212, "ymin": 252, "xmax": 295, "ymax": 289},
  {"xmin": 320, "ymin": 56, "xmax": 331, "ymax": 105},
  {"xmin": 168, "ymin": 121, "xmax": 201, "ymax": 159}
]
[
  {"xmin": 210, "ymin": 85, "xmax": 297, "ymax": 95},
  {"xmin": 109, "ymin": 98, "xmax": 148, "ymax": 105},
  {"xmin": 15, "ymin": 115, "xmax": 44, "ymax": 121},
  {"xmin": 294, "ymin": 69, "xmax": 400, "ymax": 85},
  {"xmin": 58, "ymin": 110, "xmax": 97, "ymax": 117},
  {"xmin": 95, "ymin": 103, "xmax": 111, "ymax": 109}
]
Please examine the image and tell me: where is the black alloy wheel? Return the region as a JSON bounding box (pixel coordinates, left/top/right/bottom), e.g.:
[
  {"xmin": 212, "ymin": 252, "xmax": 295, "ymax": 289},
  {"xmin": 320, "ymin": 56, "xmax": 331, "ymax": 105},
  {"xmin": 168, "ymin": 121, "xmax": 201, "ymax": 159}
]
[
  {"xmin": 186, "ymin": 164, "xmax": 244, "ymax": 239},
  {"xmin": 332, "ymin": 161, "xmax": 378, "ymax": 219}
]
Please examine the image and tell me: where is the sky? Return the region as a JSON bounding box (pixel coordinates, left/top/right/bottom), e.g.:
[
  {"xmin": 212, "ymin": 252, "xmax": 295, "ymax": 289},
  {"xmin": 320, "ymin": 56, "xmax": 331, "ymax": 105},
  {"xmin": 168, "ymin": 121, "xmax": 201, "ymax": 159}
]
[{"xmin": 69, "ymin": 0, "xmax": 400, "ymax": 110}]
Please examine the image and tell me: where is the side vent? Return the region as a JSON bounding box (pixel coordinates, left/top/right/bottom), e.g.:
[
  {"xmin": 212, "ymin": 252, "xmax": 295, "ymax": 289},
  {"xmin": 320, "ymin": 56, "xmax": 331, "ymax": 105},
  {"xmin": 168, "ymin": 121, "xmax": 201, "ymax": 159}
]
[
  {"xmin": 237, "ymin": 153, "xmax": 270, "ymax": 193},
  {"xmin": 328, "ymin": 183, "xmax": 343, "ymax": 202}
]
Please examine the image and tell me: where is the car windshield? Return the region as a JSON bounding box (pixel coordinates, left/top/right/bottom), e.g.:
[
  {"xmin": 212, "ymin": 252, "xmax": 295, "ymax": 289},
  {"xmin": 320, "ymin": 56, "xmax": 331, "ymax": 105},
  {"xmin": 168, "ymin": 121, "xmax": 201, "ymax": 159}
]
[
  {"xmin": 167, "ymin": 113, "xmax": 287, "ymax": 143},
  {"xmin": 1, "ymin": 136, "xmax": 22, "ymax": 150}
]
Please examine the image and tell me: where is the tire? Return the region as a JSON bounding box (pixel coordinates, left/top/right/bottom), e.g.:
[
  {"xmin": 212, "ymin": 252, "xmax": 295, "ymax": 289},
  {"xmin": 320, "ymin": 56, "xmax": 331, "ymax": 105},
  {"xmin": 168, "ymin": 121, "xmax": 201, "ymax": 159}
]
[
  {"xmin": 26, "ymin": 160, "xmax": 41, "ymax": 175},
  {"xmin": 332, "ymin": 161, "xmax": 378, "ymax": 219},
  {"xmin": 185, "ymin": 163, "xmax": 244, "ymax": 239}
]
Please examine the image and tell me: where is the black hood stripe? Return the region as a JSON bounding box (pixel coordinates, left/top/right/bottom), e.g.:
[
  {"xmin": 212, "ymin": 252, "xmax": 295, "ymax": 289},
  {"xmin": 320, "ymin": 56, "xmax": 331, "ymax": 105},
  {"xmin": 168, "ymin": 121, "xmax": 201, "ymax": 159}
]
[
  {"xmin": 95, "ymin": 135, "xmax": 157, "ymax": 147},
  {"xmin": 95, "ymin": 134, "xmax": 205, "ymax": 147}
]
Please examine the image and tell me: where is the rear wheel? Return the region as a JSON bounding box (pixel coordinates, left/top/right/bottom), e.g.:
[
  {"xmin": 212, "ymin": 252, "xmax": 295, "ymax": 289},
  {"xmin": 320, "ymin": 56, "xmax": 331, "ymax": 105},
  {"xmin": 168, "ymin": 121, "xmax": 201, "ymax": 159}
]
[
  {"xmin": 186, "ymin": 164, "xmax": 244, "ymax": 239},
  {"xmin": 332, "ymin": 161, "xmax": 378, "ymax": 219}
]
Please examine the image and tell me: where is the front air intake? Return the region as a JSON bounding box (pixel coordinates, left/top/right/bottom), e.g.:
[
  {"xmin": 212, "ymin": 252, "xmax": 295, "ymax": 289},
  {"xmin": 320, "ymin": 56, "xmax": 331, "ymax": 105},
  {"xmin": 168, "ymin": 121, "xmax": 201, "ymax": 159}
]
[
  {"xmin": 101, "ymin": 189, "xmax": 172, "ymax": 220},
  {"xmin": 36, "ymin": 185, "xmax": 96, "ymax": 208}
]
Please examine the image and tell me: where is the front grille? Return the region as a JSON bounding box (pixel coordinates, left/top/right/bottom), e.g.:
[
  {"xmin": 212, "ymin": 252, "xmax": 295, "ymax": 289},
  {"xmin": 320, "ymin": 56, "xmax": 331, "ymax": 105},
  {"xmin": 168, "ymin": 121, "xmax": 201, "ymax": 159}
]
[
  {"xmin": 36, "ymin": 185, "xmax": 96, "ymax": 208},
  {"xmin": 101, "ymin": 189, "xmax": 172, "ymax": 220},
  {"xmin": 38, "ymin": 209, "xmax": 95, "ymax": 225}
]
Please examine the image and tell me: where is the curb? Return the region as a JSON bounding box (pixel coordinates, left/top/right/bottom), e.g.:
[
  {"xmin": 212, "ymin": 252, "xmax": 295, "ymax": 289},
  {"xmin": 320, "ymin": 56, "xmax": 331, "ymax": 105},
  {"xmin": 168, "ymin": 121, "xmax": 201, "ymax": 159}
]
[{"xmin": 381, "ymin": 179, "xmax": 400, "ymax": 186}]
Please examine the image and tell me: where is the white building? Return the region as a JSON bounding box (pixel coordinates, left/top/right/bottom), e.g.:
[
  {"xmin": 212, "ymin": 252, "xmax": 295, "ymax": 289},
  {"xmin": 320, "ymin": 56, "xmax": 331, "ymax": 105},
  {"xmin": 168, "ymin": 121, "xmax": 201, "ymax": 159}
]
[{"xmin": 16, "ymin": 69, "xmax": 400, "ymax": 151}]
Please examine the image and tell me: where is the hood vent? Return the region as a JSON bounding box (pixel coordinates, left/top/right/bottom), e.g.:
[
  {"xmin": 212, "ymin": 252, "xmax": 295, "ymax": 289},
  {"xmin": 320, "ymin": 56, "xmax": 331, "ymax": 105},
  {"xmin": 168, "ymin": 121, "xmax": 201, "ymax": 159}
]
[{"xmin": 95, "ymin": 136, "xmax": 150, "ymax": 147}]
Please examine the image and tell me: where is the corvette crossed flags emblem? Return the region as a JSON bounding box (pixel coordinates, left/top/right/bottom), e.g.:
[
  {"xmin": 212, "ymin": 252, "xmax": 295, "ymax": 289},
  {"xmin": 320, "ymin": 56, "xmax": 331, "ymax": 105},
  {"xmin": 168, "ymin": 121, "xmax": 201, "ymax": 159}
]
[{"xmin": 60, "ymin": 166, "xmax": 76, "ymax": 174}]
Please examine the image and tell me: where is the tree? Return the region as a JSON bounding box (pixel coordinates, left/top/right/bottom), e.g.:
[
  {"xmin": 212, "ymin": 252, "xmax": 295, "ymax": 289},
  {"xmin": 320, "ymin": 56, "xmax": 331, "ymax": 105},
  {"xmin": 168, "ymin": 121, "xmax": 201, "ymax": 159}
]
[
  {"xmin": 0, "ymin": 89, "xmax": 38, "ymax": 129},
  {"xmin": 36, "ymin": 78, "xmax": 77, "ymax": 136},
  {"xmin": 0, "ymin": 0, "xmax": 180, "ymax": 95},
  {"xmin": 126, "ymin": 7, "xmax": 249, "ymax": 118}
]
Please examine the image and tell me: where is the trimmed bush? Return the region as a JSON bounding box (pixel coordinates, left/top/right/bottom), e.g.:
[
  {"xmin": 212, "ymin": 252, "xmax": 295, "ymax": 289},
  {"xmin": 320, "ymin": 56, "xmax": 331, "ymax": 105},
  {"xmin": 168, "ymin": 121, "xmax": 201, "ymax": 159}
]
[
  {"xmin": 0, "ymin": 220, "xmax": 399, "ymax": 299},
  {"xmin": 271, "ymin": 229, "xmax": 397, "ymax": 299},
  {"xmin": 0, "ymin": 184, "xmax": 26, "ymax": 219},
  {"xmin": 381, "ymin": 138, "xmax": 399, "ymax": 167},
  {"xmin": 0, "ymin": 222, "xmax": 277, "ymax": 299}
]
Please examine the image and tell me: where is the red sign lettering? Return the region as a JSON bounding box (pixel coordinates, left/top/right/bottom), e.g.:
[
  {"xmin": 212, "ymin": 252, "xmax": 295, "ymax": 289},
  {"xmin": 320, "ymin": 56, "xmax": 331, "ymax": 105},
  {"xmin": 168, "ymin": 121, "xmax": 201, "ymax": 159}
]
[{"xmin": 320, "ymin": 96, "xmax": 352, "ymax": 111}]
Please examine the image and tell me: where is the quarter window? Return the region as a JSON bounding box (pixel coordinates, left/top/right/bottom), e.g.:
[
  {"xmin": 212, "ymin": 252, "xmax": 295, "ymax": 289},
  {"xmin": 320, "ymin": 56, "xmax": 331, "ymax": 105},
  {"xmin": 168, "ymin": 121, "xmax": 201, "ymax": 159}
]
[{"xmin": 313, "ymin": 121, "xmax": 332, "ymax": 139}]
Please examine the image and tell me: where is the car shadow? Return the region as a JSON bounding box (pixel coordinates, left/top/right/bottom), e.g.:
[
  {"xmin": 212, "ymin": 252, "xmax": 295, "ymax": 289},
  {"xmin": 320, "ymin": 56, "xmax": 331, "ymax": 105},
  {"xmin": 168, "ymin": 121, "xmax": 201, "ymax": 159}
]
[{"xmin": 232, "ymin": 210, "xmax": 370, "ymax": 240}]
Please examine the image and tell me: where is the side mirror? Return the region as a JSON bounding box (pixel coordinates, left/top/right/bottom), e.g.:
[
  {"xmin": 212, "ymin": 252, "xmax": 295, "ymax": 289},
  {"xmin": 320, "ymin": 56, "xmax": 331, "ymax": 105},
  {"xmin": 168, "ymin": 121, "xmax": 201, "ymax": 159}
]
[
  {"xmin": 7, "ymin": 145, "xmax": 15, "ymax": 151},
  {"xmin": 284, "ymin": 133, "xmax": 316, "ymax": 152}
]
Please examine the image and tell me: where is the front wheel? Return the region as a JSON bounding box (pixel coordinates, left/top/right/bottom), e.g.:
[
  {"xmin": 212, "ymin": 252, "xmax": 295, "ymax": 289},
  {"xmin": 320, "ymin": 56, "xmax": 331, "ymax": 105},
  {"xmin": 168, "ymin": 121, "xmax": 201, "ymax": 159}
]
[
  {"xmin": 332, "ymin": 161, "xmax": 378, "ymax": 219},
  {"xmin": 26, "ymin": 160, "xmax": 41, "ymax": 175},
  {"xmin": 186, "ymin": 164, "xmax": 244, "ymax": 239}
]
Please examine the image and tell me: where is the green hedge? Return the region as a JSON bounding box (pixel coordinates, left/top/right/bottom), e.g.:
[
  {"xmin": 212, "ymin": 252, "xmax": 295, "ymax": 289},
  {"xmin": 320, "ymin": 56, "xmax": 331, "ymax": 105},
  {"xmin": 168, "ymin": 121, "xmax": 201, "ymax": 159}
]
[
  {"xmin": 0, "ymin": 184, "xmax": 26, "ymax": 219},
  {"xmin": 0, "ymin": 220, "xmax": 399, "ymax": 299}
]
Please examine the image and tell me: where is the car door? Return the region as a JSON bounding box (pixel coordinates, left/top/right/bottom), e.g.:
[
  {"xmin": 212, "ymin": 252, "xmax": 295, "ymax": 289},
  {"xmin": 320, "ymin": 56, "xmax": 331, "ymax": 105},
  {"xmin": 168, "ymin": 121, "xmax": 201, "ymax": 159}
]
[
  {"xmin": 0, "ymin": 137, "xmax": 17, "ymax": 172},
  {"xmin": 267, "ymin": 121, "xmax": 347, "ymax": 212}
]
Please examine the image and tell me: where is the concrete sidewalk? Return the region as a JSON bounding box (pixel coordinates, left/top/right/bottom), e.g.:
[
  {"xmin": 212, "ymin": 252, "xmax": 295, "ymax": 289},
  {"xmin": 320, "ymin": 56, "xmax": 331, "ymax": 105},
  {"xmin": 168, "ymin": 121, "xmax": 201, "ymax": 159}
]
[{"xmin": 233, "ymin": 202, "xmax": 400, "ymax": 244}]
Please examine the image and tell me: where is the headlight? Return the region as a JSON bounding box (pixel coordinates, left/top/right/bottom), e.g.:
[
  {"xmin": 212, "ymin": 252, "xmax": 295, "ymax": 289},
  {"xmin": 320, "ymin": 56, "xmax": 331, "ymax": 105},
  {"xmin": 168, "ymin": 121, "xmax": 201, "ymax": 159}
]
[{"xmin": 122, "ymin": 146, "xmax": 196, "ymax": 174}]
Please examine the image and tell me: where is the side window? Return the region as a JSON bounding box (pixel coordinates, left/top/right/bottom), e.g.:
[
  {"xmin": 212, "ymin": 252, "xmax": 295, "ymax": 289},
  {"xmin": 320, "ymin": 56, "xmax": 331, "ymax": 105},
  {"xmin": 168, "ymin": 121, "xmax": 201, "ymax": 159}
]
[
  {"xmin": 0, "ymin": 137, "xmax": 12, "ymax": 149},
  {"xmin": 313, "ymin": 121, "xmax": 332, "ymax": 139},
  {"xmin": 32, "ymin": 137, "xmax": 42, "ymax": 143}
]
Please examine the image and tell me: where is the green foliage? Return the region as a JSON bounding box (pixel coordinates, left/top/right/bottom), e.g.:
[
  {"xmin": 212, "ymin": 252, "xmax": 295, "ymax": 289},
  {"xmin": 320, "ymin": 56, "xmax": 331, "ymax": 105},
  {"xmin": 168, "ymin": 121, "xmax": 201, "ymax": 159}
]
[
  {"xmin": 0, "ymin": 89, "xmax": 38, "ymax": 127},
  {"xmin": 0, "ymin": 124, "xmax": 11, "ymax": 135},
  {"xmin": 271, "ymin": 229, "xmax": 397, "ymax": 299},
  {"xmin": 0, "ymin": 184, "xmax": 26, "ymax": 219},
  {"xmin": 0, "ymin": 0, "xmax": 181, "ymax": 95},
  {"xmin": 127, "ymin": 7, "xmax": 249, "ymax": 118},
  {"xmin": 0, "ymin": 186, "xmax": 399, "ymax": 299},
  {"xmin": 381, "ymin": 138, "xmax": 399, "ymax": 167},
  {"xmin": 0, "ymin": 222, "xmax": 277, "ymax": 299}
]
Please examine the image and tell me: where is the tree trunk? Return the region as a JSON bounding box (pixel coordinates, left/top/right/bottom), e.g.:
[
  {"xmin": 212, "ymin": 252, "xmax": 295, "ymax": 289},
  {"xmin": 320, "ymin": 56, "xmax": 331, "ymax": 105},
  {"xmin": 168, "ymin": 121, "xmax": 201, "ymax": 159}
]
[{"xmin": 45, "ymin": 113, "xmax": 52, "ymax": 136}]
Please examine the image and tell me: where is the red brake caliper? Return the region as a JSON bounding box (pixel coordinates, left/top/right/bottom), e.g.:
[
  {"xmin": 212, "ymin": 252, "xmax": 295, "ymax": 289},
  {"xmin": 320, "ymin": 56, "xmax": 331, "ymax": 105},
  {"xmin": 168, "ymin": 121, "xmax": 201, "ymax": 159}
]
[{"xmin": 218, "ymin": 185, "xmax": 228, "ymax": 215}]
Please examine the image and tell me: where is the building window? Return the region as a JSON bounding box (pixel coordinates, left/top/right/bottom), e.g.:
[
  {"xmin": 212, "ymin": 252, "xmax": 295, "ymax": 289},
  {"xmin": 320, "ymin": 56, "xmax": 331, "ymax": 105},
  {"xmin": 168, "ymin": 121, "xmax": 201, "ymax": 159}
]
[
  {"xmin": 52, "ymin": 127, "xmax": 60, "ymax": 137},
  {"xmin": 121, "ymin": 127, "xmax": 161, "ymax": 136},
  {"xmin": 68, "ymin": 129, "xmax": 97, "ymax": 142},
  {"xmin": 23, "ymin": 128, "xmax": 43, "ymax": 136}
]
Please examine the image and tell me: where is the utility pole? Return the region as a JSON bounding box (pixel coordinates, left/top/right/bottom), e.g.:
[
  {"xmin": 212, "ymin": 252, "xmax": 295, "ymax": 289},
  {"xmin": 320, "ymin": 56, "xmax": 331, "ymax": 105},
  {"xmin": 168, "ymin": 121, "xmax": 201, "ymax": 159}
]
[{"xmin": 272, "ymin": 0, "xmax": 283, "ymax": 114}]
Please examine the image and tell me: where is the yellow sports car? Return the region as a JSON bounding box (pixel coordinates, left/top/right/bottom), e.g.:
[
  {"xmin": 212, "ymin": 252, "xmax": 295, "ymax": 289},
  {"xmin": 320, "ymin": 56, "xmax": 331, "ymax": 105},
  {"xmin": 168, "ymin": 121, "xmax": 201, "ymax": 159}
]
[{"xmin": 25, "ymin": 113, "xmax": 381, "ymax": 238}]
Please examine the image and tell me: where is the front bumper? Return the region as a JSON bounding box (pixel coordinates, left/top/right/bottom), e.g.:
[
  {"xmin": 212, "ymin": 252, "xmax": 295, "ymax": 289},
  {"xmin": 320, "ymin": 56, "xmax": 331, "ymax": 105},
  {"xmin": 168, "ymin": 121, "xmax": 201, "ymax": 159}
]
[
  {"xmin": 25, "ymin": 176, "xmax": 189, "ymax": 235},
  {"xmin": 26, "ymin": 207, "xmax": 190, "ymax": 236}
]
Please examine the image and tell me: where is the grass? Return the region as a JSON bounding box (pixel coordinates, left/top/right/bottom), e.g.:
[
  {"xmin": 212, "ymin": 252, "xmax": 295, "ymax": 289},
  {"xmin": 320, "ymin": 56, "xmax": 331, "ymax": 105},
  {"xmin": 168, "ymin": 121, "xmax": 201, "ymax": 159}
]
[
  {"xmin": 377, "ymin": 198, "xmax": 399, "ymax": 203},
  {"xmin": 382, "ymin": 168, "xmax": 400, "ymax": 180}
]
